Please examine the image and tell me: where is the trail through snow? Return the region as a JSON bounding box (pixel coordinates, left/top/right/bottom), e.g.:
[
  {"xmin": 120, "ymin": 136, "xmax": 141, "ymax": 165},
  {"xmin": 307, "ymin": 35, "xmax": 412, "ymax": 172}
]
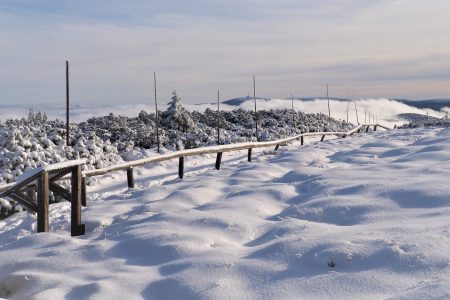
[{"xmin": 2, "ymin": 128, "xmax": 450, "ymax": 299}]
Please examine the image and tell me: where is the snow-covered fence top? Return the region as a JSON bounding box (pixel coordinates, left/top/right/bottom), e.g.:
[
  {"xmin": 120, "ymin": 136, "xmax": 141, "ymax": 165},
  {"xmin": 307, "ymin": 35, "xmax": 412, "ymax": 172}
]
[
  {"xmin": 84, "ymin": 132, "xmax": 345, "ymax": 177},
  {"xmin": 84, "ymin": 124, "xmax": 384, "ymax": 177},
  {"xmin": 0, "ymin": 124, "xmax": 388, "ymax": 192},
  {"xmin": 0, "ymin": 160, "xmax": 86, "ymax": 193}
]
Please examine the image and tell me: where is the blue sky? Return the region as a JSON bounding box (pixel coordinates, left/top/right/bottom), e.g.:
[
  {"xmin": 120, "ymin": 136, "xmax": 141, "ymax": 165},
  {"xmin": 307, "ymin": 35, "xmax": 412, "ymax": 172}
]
[{"xmin": 0, "ymin": 0, "xmax": 449, "ymax": 105}]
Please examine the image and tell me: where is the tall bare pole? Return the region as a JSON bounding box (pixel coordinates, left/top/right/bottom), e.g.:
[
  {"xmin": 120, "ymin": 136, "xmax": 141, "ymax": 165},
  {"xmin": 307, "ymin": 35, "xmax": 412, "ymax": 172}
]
[
  {"xmin": 66, "ymin": 60, "xmax": 70, "ymax": 146},
  {"xmin": 327, "ymin": 84, "xmax": 331, "ymax": 118},
  {"xmin": 291, "ymin": 93, "xmax": 294, "ymax": 110},
  {"xmin": 154, "ymin": 72, "xmax": 160, "ymax": 154},
  {"xmin": 253, "ymin": 75, "xmax": 258, "ymax": 141},
  {"xmin": 291, "ymin": 93, "xmax": 295, "ymax": 132},
  {"xmin": 353, "ymin": 96, "xmax": 359, "ymax": 124},
  {"xmin": 346, "ymin": 94, "xmax": 350, "ymax": 123},
  {"xmin": 217, "ymin": 89, "xmax": 220, "ymax": 145}
]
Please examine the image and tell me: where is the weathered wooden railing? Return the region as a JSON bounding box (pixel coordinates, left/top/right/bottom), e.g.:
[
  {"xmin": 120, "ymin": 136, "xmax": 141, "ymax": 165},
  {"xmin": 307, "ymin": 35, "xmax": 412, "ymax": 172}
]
[
  {"xmin": 0, "ymin": 123, "xmax": 388, "ymax": 236},
  {"xmin": 0, "ymin": 159, "xmax": 86, "ymax": 236},
  {"xmin": 83, "ymin": 123, "xmax": 387, "ymax": 187}
]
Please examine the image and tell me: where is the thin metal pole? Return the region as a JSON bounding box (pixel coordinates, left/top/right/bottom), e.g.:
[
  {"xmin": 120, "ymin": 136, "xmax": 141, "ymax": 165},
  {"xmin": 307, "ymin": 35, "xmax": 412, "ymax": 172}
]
[
  {"xmin": 253, "ymin": 75, "xmax": 258, "ymax": 142},
  {"xmin": 353, "ymin": 96, "xmax": 359, "ymax": 124},
  {"xmin": 346, "ymin": 95, "xmax": 350, "ymax": 123},
  {"xmin": 327, "ymin": 84, "xmax": 331, "ymax": 119},
  {"xmin": 217, "ymin": 89, "xmax": 220, "ymax": 145},
  {"xmin": 291, "ymin": 93, "xmax": 294, "ymax": 110},
  {"xmin": 154, "ymin": 72, "xmax": 160, "ymax": 154},
  {"xmin": 291, "ymin": 93, "xmax": 295, "ymax": 132},
  {"xmin": 66, "ymin": 60, "xmax": 70, "ymax": 146}
]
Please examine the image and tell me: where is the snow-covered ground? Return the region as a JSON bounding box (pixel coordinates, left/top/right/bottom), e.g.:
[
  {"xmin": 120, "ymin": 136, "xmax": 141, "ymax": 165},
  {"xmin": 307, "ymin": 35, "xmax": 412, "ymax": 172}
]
[{"xmin": 2, "ymin": 127, "xmax": 450, "ymax": 299}]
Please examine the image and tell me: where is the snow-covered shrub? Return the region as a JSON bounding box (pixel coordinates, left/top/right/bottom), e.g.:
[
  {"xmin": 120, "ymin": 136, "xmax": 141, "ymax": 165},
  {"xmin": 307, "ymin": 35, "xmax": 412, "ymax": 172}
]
[
  {"xmin": 399, "ymin": 114, "xmax": 448, "ymax": 129},
  {"xmin": 0, "ymin": 96, "xmax": 354, "ymax": 218}
]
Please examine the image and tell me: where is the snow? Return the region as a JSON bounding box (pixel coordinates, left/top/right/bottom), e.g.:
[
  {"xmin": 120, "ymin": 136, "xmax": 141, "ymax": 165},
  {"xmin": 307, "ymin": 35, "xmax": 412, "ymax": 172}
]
[
  {"xmin": 42, "ymin": 159, "xmax": 86, "ymax": 173},
  {"xmin": 2, "ymin": 127, "xmax": 450, "ymax": 299},
  {"xmin": 0, "ymin": 102, "xmax": 353, "ymax": 217}
]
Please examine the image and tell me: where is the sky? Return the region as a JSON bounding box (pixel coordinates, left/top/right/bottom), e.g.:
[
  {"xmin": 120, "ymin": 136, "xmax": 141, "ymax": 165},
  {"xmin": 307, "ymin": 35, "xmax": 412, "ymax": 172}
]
[{"xmin": 0, "ymin": 0, "xmax": 450, "ymax": 105}]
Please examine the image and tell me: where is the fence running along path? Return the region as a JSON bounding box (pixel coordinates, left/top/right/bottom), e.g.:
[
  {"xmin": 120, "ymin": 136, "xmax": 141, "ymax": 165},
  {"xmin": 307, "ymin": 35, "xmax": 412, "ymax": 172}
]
[
  {"xmin": 0, "ymin": 123, "xmax": 389, "ymax": 235},
  {"xmin": 0, "ymin": 159, "xmax": 86, "ymax": 236}
]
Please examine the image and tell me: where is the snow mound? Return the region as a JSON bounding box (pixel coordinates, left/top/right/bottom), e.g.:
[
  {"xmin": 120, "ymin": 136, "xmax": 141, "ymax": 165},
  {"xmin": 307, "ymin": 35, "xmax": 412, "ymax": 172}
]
[{"xmin": 1, "ymin": 127, "xmax": 450, "ymax": 299}]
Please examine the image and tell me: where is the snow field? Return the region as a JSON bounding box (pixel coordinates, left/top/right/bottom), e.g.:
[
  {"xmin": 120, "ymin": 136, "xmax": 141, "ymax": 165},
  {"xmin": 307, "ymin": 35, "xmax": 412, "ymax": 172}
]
[{"xmin": 2, "ymin": 128, "xmax": 450, "ymax": 299}]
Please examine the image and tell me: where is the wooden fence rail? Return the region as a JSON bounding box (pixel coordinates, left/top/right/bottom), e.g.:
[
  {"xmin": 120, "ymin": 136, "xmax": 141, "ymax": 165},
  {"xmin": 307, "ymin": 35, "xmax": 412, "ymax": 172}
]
[
  {"xmin": 0, "ymin": 159, "xmax": 86, "ymax": 236},
  {"xmin": 0, "ymin": 123, "xmax": 388, "ymax": 193},
  {"xmin": 0, "ymin": 123, "xmax": 389, "ymax": 236}
]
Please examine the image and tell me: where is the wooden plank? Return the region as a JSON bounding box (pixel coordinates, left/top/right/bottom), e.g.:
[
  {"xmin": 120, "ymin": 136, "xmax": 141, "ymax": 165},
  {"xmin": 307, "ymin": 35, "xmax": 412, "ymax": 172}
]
[
  {"xmin": 37, "ymin": 172, "xmax": 49, "ymax": 233},
  {"xmin": 215, "ymin": 152, "xmax": 223, "ymax": 170},
  {"xmin": 71, "ymin": 165, "xmax": 85, "ymax": 236},
  {"xmin": 82, "ymin": 132, "xmax": 348, "ymax": 177},
  {"xmin": 248, "ymin": 148, "xmax": 252, "ymax": 162},
  {"xmin": 49, "ymin": 168, "xmax": 72, "ymax": 182},
  {"xmin": 179, "ymin": 157, "xmax": 184, "ymax": 179},
  {"xmin": 49, "ymin": 182, "xmax": 71, "ymax": 201},
  {"xmin": 25, "ymin": 189, "xmax": 36, "ymax": 202},
  {"xmin": 81, "ymin": 177, "xmax": 87, "ymax": 207},
  {"xmin": 127, "ymin": 167, "xmax": 135, "ymax": 188},
  {"xmin": 0, "ymin": 124, "xmax": 393, "ymax": 193},
  {"xmin": 1, "ymin": 169, "xmax": 44, "ymax": 197},
  {"xmin": 8, "ymin": 193, "xmax": 37, "ymax": 212},
  {"xmin": 43, "ymin": 159, "xmax": 86, "ymax": 172}
]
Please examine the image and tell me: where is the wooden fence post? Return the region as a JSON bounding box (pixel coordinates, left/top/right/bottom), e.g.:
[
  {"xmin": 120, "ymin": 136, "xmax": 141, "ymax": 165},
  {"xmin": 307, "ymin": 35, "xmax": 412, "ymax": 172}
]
[
  {"xmin": 127, "ymin": 167, "xmax": 135, "ymax": 188},
  {"xmin": 215, "ymin": 152, "xmax": 223, "ymax": 170},
  {"xmin": 301, "ymin": 135, "xmax": 304, "ymax": 145},
  {"xmin": 81, "ymin": 177, "xmax": 87, "ymax": 207},
  {"xmin": 374, "ymin": 125, "xmax": 377, "ymax": 131},
  {"xmin": 26, "ymin": 189, "xmax": 36, "ymax": 202},
  {"xmin": 37, "ymin": 172, "xmax": 49, "ymax": 233},
  {"xmin": 321, "ymin": 135, "xmax": 326, "ymax": 142},
  {"xmin": 179, "ymin": 157, "xmax": 184, "ymax": 179},
  {"xmin": 366, "ymin": 126, "xmax": 370, "ymax": 133},
  {"xmin": 248, "ymin": 148, "xmax": 252, "ymax": 162},
  {"xmin": 71, "ymin": 165, "xmax": 84, "ymax": 236}
]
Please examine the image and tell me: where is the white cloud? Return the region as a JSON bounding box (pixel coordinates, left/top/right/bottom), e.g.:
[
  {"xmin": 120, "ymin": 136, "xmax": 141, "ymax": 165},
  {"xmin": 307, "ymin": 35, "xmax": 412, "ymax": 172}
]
[{"xmin": 0, "ymin": 0, "xmax": 449, "ymax": 106}]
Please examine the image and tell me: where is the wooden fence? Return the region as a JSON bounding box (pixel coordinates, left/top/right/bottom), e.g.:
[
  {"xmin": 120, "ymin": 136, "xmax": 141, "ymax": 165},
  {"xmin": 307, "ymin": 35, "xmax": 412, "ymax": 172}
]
[
  {"xmin": 0, "ymin": 123, "xmax": 390, "ymax": 236},
  {"xmin": 0, "ymin": 123, "xmax": 389, "ymax": 194}
]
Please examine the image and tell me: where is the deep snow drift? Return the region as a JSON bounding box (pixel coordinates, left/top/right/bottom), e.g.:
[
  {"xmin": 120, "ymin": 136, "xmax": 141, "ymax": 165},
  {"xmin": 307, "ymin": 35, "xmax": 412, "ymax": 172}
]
[{"xmin": 2, "ymin": 127, "xmax": 450, "ymax": 299}]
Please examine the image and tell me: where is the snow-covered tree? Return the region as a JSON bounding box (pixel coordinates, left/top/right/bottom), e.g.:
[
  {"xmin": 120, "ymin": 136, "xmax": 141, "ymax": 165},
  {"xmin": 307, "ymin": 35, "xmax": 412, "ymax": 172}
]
[{"xmin": 162, "ymin": 91, "xmax": 196, "ymax": 132}]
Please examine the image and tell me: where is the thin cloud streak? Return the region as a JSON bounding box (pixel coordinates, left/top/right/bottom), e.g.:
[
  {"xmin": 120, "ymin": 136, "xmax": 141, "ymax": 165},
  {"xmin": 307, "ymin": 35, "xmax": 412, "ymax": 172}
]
[{"xmin": 0, "ymin": 0, "xmax": 449, "ymax": 105}]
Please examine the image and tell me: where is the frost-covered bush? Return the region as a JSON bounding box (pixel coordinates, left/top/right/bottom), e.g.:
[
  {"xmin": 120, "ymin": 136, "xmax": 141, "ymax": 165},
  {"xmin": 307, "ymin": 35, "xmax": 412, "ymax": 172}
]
[
  {"xmin": 399, "ymin": 114, "xmax": 448, "ymax": 129},
  {"xmin": 0, "ymin": 95, "xmax": 354, "ymax": 218}
]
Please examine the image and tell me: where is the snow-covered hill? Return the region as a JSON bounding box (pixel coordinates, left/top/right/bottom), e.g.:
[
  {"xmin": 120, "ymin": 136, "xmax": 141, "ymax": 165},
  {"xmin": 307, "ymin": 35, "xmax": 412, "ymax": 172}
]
[{"xmin": 2, "ymin": 127, "xmax": 450, "ymax": 299}]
